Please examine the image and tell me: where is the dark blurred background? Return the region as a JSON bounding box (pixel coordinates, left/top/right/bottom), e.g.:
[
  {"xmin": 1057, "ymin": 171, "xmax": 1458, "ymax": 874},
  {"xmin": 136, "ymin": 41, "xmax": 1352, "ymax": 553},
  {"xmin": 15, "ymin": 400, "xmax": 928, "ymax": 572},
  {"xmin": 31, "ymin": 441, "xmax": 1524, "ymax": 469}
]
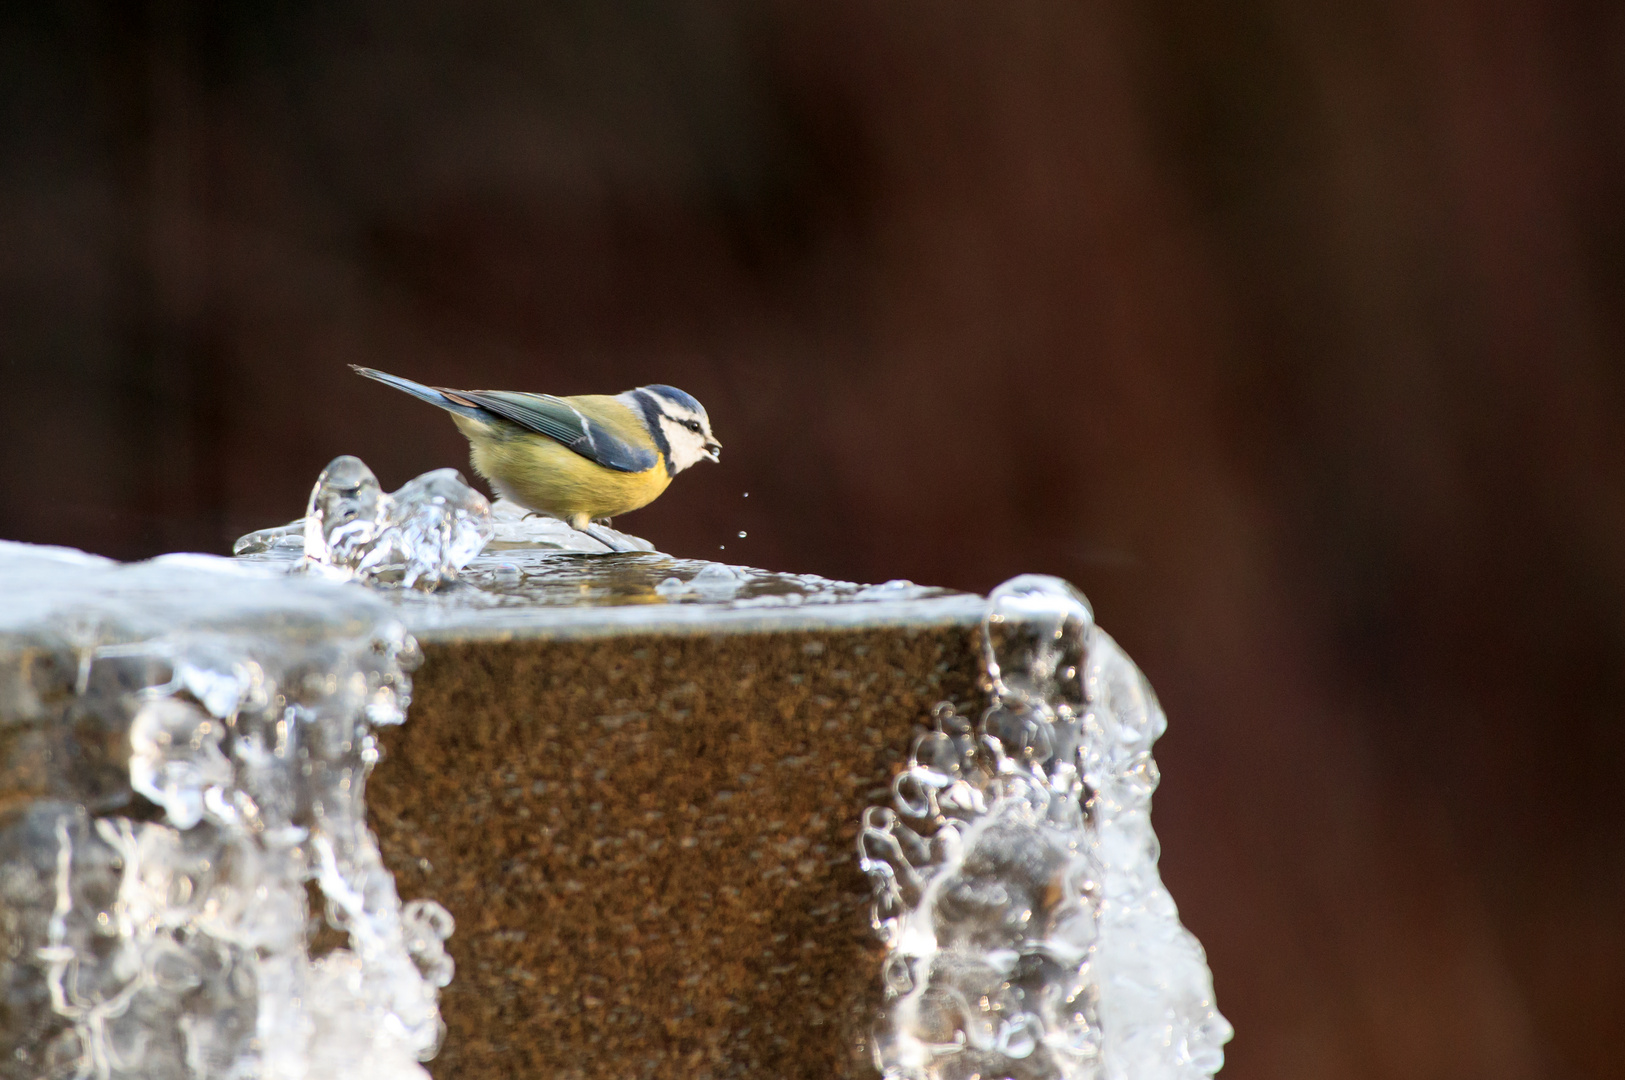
[{"xmin": 3, "ymin": 2, "xmax": 1623, "ymax": 1077}]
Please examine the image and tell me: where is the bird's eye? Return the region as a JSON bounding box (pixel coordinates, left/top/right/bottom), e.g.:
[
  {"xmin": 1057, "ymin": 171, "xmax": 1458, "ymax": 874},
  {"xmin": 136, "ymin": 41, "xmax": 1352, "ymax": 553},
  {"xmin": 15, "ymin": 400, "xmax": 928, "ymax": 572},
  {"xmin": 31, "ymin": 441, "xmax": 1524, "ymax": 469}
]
[{"xmin": 683, "ymin": 420, "xmax": 702, "ymax": 433}]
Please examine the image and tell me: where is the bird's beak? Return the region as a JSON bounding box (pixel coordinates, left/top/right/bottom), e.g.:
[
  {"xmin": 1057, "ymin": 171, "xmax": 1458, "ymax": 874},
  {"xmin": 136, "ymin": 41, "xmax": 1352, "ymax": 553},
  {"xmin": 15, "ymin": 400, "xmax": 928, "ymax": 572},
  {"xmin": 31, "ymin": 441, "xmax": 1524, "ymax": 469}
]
[{"xmin": 704, "ymin": 441, "xmax": 722, "ymax": 462}]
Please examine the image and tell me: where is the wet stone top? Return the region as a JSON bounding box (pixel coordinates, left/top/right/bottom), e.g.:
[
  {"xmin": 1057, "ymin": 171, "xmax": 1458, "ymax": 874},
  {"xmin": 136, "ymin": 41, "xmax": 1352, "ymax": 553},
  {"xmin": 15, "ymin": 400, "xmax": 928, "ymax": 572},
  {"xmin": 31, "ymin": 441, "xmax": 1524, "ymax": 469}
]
[
  {"xmin": 228, "ymin": 459, "xmax": 986, "ymax": 641},
  {"xmin": 279, "ymin": 547, "xmax": 978, "ymax": 641},
  {"xmin": 237, "ymin": 524, "xmax": 984, "ymax": 643}
]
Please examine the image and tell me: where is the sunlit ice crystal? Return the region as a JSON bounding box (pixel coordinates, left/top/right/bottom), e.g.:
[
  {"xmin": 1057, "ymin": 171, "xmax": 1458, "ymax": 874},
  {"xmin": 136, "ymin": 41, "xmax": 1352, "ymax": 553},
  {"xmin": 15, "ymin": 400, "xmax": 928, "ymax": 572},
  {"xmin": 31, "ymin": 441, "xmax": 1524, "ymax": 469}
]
[
  {"xmin": 304, "ymin": 454, "xmax": 391, "ymax": 574},
  {"xmin": 387, "ymin": 468, "xmax": 496, "ymax": 589},
  {"xmin": 299, "ymin": 456, "xmax": 494, "ymax": 591},
  {"xmin": 859, "ymin": 574, "xmax": 1231, "ymax": 1080},
  {"xmin": 0, "ymin": 541, "xmax": 454, "ymax": 1080}
]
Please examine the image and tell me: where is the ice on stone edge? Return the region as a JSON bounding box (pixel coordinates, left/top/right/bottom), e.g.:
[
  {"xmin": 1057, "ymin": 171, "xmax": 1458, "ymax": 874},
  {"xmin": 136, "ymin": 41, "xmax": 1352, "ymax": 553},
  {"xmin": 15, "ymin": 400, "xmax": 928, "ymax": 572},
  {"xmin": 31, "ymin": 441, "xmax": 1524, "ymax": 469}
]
[
  {"xmin": 300, "ymin": 455, "xmax": 495, "ymax": 590},
  {"xmin": 858, "ymin": 574, "xmax": 1231, "ymax": 1080},
  {"xmin": 0, "ymin": 544, "xmax": 453, "ymax": 1080}
]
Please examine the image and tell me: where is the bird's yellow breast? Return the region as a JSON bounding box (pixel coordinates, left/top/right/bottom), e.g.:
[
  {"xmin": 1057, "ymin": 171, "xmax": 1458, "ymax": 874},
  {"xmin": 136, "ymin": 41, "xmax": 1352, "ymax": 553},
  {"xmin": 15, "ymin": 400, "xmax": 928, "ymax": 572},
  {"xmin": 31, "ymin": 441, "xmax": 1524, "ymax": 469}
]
[{"xmin": 454, "ymin": 415, "xmax": 671, "ymax": 525}]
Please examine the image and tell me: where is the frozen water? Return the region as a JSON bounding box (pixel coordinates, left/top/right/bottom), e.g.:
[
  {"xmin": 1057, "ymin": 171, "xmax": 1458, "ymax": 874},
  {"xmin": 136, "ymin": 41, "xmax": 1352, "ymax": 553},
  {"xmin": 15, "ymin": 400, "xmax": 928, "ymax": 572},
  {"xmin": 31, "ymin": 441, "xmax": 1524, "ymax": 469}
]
[
  {"xmin": 282, "ymin": 456, "xmax": 495, "ymax": 590},
  {"xmin": 238, "ymin": 488, "xmax": 649, "ymax": 567},
  {"xmin": 0, "ymin": 541, "xmax": 451, "ymax": 1080},
  {"xmin": 303, "ymin": 455, "xmax": 391, "ymax": 575},
  {"xmin": 683, "ymin": 562, "xmax": 744, "ymax": 601},
  {"xmin": 858, "ymin": 574, "xmax": 1230, "ymax": 1080},
  {"xmin": 237, "ymin": 488, "xmax": 972, "ymax": 637},
  {"xmin": 386, "ymin": 469, "xmax": 497, "ymax": 589},
  {"xmin": 301, "ymin": 456, "xmax": 494, "ymax": 589},
  {"xmin": 231, "ymin": 522, "xmax": 303, "ymax": 557},
  {"xmin": 232, "ymin": 460, "xmax": 965, "ymax": 628},
  {"xmin": 486, "ymin": 498, "xmax": 654, "ymax": 553}
]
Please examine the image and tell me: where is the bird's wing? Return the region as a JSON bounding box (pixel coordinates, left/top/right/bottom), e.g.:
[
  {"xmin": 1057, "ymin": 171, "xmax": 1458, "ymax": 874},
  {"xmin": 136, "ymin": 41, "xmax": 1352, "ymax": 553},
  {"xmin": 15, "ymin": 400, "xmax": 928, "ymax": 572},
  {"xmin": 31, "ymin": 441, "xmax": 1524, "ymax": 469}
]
[{"xmin": 451, "ymin": 390, "xmax": 660, "ymax": 474}]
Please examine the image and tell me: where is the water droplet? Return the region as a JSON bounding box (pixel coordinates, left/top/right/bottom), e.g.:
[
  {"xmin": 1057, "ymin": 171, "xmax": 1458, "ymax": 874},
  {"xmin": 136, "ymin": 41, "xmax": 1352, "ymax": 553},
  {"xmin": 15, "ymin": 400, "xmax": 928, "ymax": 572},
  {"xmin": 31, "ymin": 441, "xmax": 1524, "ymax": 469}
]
[
  {"xmin": 742, "ymin": 492, "xmax": 749, "ymax": 497},
  {"xmin": 737, "ymin": 531, "xmax": 747, "ymax": 539}
]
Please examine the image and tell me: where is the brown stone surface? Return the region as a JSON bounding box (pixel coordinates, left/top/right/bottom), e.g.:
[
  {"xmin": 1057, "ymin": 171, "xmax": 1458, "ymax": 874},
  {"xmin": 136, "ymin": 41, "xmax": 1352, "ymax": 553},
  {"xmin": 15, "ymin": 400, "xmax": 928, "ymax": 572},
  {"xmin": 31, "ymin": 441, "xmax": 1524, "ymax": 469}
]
[{"xmin": 369, "ymin": 622, "xmax": 982, "ymax": 1080}]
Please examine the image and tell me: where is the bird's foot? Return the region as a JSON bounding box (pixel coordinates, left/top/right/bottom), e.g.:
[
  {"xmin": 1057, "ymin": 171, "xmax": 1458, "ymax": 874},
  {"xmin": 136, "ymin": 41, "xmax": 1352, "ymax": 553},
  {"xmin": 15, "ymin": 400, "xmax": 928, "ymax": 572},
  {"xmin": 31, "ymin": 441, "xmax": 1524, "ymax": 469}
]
[{"xmin": 581, "ymin": 522, "xmax": 635, "ymax": 553}]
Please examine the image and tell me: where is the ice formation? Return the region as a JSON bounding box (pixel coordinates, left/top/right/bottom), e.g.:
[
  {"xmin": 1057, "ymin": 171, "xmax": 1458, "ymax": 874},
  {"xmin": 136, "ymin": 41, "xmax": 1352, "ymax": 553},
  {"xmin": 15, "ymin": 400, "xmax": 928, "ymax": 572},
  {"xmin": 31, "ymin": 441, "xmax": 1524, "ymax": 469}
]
[
  {"xmin": 0, "ymin": 542, "xmax": 452, "ymax": 1079},
  {"xmin": 236, "ymin": 461, "xmax": 654, "ymax": 571},
  {"xmin": 858, "ymin": 575, "xmax": 1230, "ymax": 1080},
  {"xmin": 234, "ymin": 456, "xmax": 495, "ymax": 590},
  {"xmin": 485, "ymin": 499, "xmax": 655, "ymax": 553}
]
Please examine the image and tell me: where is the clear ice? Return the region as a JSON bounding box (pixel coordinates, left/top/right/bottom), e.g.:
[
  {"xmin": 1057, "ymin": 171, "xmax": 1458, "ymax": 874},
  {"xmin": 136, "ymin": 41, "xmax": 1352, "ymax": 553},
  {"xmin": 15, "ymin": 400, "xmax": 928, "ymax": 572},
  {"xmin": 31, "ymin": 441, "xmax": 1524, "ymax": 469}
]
[
  {"xmin": 235, "ymin": 456, "xmax": 496, "ymax": 590},
  {"xmin": 0, "ymin": 541, "xmax": 453, "ymax": 1079},
  {"xmin": 858, "ymin": 575, "xmax": 1231, "ymax": 1080},
  {"xmin": 235, "ymin": 457, "xmax": 656, "ymax": 577},
  {"xmin": 485, "ymin": 499, "xmax": 655, "ymax": 554}
]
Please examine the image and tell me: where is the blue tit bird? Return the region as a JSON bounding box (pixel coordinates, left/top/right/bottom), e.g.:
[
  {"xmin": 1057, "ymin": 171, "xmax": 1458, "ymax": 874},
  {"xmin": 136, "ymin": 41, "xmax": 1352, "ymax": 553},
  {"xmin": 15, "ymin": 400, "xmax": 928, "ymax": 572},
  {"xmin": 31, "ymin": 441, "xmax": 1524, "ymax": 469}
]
[{"xmin": 351, "ymin": 366, "xmax": 720, "ymax": 547}]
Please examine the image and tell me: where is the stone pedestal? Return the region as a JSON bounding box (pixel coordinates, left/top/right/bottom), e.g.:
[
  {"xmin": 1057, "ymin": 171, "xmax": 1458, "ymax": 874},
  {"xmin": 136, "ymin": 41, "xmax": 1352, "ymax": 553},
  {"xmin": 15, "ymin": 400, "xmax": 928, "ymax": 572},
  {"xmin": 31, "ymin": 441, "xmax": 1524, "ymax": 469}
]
[
  {"xmin": 1, "ymin": 545, "xmax": 1232, "ymax": 1080},
  {"xmin": 0, "ymin": 542, "xmax": 984, "ymax": 1078},
  {"xmin": 375, "ymin": 614, "xmax": 981, "ymax": 1079}
]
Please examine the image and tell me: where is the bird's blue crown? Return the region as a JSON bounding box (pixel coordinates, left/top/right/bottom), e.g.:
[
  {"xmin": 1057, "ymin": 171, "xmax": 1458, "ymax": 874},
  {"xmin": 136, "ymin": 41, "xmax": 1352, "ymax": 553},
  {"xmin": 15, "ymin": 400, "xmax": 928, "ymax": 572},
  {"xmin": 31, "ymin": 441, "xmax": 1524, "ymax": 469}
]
[{"xmin": 643, "ymin": 385, "xmax": 705, "ymax": 415}]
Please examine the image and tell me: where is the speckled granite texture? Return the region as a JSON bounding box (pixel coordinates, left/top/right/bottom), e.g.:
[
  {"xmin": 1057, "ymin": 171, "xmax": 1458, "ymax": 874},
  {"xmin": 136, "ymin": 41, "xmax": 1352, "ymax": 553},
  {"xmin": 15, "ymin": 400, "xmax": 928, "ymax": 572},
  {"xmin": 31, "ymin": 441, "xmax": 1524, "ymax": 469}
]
[{"xmin": 369, "ymin": 622, "xmax": 981, "ymax": 1080}]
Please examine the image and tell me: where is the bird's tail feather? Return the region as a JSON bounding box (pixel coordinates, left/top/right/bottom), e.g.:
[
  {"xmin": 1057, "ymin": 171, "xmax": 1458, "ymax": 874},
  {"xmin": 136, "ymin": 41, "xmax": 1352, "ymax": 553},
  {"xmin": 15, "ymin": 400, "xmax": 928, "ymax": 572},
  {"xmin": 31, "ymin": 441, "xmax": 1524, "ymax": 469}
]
[{"xmin": 350, "ymin": 365, "xmax": 487, "ymax": 420}]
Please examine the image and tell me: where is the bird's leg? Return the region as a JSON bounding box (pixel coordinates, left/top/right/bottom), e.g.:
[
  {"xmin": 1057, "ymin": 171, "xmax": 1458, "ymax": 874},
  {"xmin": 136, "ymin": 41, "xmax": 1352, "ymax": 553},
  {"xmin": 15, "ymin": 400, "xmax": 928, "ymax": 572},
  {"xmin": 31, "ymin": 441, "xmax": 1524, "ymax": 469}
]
[
  {"xmin": 568, "ymin": 511, "xmax": 633, "ymax": 553},
  {"xmin": 593, "ymin": 517, "xmax": 613, "ymax": 527},
  {"xmin": 583, "ymin": 523, "xmax": 635, "ymax": 552}
]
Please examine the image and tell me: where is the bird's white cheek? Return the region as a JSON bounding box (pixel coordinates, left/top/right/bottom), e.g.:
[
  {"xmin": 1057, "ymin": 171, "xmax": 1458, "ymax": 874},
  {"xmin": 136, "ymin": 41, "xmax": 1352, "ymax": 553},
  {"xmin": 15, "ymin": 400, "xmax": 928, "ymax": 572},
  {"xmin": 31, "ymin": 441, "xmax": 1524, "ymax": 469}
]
[{"xmin": 658, "ymin": 421, "xmax": 703, "ymax": 472}]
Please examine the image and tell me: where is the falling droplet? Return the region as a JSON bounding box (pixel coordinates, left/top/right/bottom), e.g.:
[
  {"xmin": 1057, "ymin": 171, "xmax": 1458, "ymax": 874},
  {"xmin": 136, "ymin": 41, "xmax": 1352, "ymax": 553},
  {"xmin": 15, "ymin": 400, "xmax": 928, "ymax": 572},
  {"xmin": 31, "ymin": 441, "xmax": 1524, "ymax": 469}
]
[
  {"xmin": 737, "ymin": 531, "xmax": 747, "ymax": 539},
  {"xmin": 742, "ymin": 492, "xmax": 749, "ymax": 498},
  {"xmin": 719, "ymin": 545, "xmax": 726, "ymax": 550}
]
